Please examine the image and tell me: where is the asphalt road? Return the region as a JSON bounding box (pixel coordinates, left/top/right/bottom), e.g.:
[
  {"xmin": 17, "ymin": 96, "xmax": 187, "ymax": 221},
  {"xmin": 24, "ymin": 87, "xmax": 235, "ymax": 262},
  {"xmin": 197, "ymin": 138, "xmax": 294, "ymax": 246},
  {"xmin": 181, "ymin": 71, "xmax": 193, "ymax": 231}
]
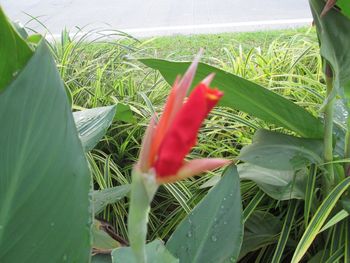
[{"xmin": 0, "ymin": 0, "xmax": 312, "ymax": 38}]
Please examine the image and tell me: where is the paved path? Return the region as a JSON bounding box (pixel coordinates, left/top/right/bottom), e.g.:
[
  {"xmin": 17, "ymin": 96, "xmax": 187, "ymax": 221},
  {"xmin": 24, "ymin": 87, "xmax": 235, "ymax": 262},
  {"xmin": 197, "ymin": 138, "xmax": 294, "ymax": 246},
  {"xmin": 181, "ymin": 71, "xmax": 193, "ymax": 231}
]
[{"xmin": 0, "ymin": 0, "xmax": 312, "ymax": 38}]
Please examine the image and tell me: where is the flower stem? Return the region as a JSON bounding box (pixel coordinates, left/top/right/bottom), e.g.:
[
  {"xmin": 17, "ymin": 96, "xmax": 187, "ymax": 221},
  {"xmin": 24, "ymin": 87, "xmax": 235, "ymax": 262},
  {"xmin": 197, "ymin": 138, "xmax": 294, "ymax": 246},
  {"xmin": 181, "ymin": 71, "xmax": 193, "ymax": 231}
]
[
  {"xmin": 128, "ymin": 169, "xmax": 157, "ymax": 263},
  {"xmin": 344, "ymin": 118, "xmax": 350, "ymax": 176},
  {"xmin": 324, "ymin": 64, "xmax": 335, "ymax": 192}
]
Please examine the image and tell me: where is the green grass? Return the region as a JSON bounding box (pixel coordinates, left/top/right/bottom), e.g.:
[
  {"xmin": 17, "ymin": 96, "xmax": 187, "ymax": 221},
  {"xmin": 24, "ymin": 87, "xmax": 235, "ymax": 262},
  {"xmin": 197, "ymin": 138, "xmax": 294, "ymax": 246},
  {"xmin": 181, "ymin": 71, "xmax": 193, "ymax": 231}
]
[
  {"xmin": 51, "ymin": 27, "xmax": 328, "ymax": 261},
  {"xmin": 138, "ymin": 27, "xmax": 315, "ymax": 59}
]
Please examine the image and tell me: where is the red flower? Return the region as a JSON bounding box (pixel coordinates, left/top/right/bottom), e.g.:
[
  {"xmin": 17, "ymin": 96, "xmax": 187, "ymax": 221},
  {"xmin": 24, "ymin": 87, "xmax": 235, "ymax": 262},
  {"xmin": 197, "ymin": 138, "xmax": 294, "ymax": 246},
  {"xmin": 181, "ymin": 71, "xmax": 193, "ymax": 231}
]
[{"xmin": 138, "ymin": 54, "xmax": 230, "ymax": 183}]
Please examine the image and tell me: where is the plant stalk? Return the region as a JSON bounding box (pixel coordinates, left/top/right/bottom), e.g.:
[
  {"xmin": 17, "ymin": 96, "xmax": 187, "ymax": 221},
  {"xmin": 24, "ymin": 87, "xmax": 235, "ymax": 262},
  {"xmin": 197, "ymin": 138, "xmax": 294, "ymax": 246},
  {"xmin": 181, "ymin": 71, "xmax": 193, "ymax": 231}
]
[
  {"xmin": 324, "ymin": 64, "xmax": 335, "ymax": 192},
  {"xmin": 345, "ymin": 118, "xmax": 350, "ymax": 175},
  {"xmin": 128, "ymin": 169, "xmax": 157, "ymax": 263}
]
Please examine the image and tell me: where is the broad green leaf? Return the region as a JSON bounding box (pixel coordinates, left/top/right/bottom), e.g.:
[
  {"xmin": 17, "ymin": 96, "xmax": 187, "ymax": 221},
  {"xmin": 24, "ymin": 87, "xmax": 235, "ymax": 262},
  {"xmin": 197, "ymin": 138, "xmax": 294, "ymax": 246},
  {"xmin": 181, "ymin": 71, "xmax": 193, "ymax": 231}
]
[
  {"xmin": 73, "ymin": 105, "xmax": 116, "ymax": 151},
  {"xmin": 92, "ymin": 254, "xmax": 112, "ymax": 263},
  {"xmin": 11, "ymin": 21, "xmax": 28, "ymax": 39},
  {"xmin": 199, "ymin": 175, "xmax": 221, "ymax": 189},
  {"xmin": 0, "ymin": 41, "xmax": 91, "ymax": 262},
  {"xmin": 238, "ymin": 163, "xmax": 307, "ymax": 200},
  {"xmin": 238, "ymin": 129, "xmax": 323, "ymax": 170},
  {"xmin": 333, "ymin": 100, "xmax": 348, "ymax": 159},
  {"xmin": 167, "ymin": 165, "xmax": 243, "ymax": 263},
  {"xmin": 140, "ymin": 59, "xmax": 323, "ymax": 139},
  {"xmin": 27, "ymin": 34, "xmax": 43, "ymax": 45},
  {"xmin": 337, "ymin": 0, "xmax": 350, "ymax": 19},
  {"xmin": 112, "ymin": 240, "xmax": 178, "ymax": 263},
  {"xmin": 92, "ymin": 220, "xmax": 120, "ymax": 251},
  {"xmin": 114, "ymin": 103, "xmax": 136, "ymax": 123},
  {"xmin": 93, "ymin": 185, "xmax": 131, "ymax": 215},
  {"xmin": 291, "ymin": 177, "xmax": 350, "ymax": 263},
  {"xmin": 310, "ymin": 0, "xmax": 350, "ymax": 101},
  {"xmin": 239, "ymin": 211, "xmax": 283, "ymax": 260},
  {"xmin": 0, "ymin": 7, "xmax": 33, "ymax": 91}
]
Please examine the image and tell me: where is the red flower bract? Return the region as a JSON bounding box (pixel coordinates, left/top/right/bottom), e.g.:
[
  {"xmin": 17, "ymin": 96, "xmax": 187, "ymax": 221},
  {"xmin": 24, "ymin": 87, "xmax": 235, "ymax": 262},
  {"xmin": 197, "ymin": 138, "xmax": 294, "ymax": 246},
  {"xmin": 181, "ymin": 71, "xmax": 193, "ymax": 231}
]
[
  {"xmin": 154, "ymin": 84, "xmax": 223, "ymax": 177},
  {"xmin": 137, "ymin": 53, "xmax": 230, "ymax": 184}
]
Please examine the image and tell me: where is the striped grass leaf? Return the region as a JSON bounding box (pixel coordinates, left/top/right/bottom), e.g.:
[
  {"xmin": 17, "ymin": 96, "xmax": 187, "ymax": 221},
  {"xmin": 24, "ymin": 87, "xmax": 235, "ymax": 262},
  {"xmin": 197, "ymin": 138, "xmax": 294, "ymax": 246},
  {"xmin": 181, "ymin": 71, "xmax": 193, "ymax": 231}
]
[
  {"xmin": 345, "ymin": 220, "xmax": 350, "ymax": 262},
  {"xmin": 291, "ymin": 177, "xmax": 350, "ymax": 263},
  {"xmin": 271, "ymin": 200, "xmax": 298, "ymax": 263},
  {"xmin": 304, "ymin": 164, "xmax": 317, "ymax": 226},
  {"xmin": 324, "ymin": 245, "xmax": 344, "ymax": 263},
  {"xmin": 319, "ymin": 209, "xmax": 349, "ymax": 233},
  {"xmin": 242, "ymin": 190, "xmax": 265, "ymax": 222}
]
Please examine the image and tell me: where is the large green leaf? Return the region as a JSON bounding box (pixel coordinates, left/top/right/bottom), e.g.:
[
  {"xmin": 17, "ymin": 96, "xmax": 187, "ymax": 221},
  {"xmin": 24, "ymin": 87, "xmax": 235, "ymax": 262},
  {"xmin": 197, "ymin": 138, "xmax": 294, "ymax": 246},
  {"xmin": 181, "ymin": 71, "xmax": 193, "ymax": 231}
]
[
  {"xmin": 93, "ymin": 185, "xmax": 131, "ymax": 215},
  {"xmin": 73, "ymin": 105, "xmax": 116, "ymax": 152},
  {"xmin": 337, "ymin": 0, "xmax": 350, "ymax": 19},
  {"xmin": 309, "ymin": 0, "xmax": 350, "ymax": 99},
  {"xmin": 140, "ymin": 59, "xmax": 323, "ymax": 139},
  {"xmin": 291, "ymin": 177, "xmax": 350, "ymax": 263},
  {"xmin": 92, "ymin": 254, "xmax": 112, "ymax": 263},
  {"xmin": 0, "ymin": 41, "xmax": 91, "ymax": 262},
  {"xmin": 114, "ymin": 103, "xmax": 136, "ymax": 124},
  {"xmin": 238, "ymin": 164, "xmax": 307, "ymax": 200},
  {"xmin": 112, "ymin": 240, "xmax": 178, "ymax": 263},
  {"xmin": 239, "ymin": 211, "xmax": 283, "ymax": 260},
  {"xmin": 92, "ymin": 220, "xmax": 120, "ymax": 252},
  {"xmin": 238, "ymin": 129, "xmax": 323, "ymax": 170},
  {"xmin": 0, "ymin": 7, "xmax": 33, "ymax": 91},
  {"xmin": 166, "ymin": 165, "xmax": 243, "ymax": 263}
]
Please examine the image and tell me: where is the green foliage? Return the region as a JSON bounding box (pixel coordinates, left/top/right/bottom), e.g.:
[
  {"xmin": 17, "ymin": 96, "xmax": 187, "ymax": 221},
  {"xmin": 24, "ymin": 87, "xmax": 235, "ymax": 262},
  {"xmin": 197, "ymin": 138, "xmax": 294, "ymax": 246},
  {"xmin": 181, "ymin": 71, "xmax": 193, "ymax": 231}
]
[
  {"xmin": 112, "ymin": 240, "xmax": 178, "ymax": 263},
  {"xmin": 92, "ymin": 254, "xmax": 113, "ymax": 263},
  {"xmin": 55, "ymin": 27, "xmax": 326, "ymax": 262},
  {"xmin": 0, "ymin": 8, "xmax": 33, "ymax": 91},
  {"xmin": 238, "ymin": 164, "xmax": 307, "ymax": 200},
  {"xmin": 238, "ymin": 129, "xmax": 323, "ymax": 170},
  {"xmin": 271, "ymin": 200, "xmax": 298, "ymax": 263},
  {"xmin": 292, "ymin": 177, "xmax": 350, "ymax": 262},
  {"xmin": 74, "ymin": 105, "xmax": 117, "ymax": 152},
  {"xmin": 0, "ymin": 39, "xmax": 91, "ymax": 262},
  {"xmin": 92, "ymin": 220, "xmax": 121, "ymax": 251},
  {"xmin": 337, "ymin": 0, "xmax": 350, "ymax": 19},
  {"xmin": 167, "ymin": 166, "xmax": 243, "ymax": 263},
  {"xmin": 5, "ymin": 11, "xmax": 340, "ymax": 261},
  {"xmin": 140, "ymin": 58, "xmax": 324, "ymax": 139},
  {"xmin": 93, "ymin": 185, "xmax": 131, "ymax": 215},
  {"xmin": 239, "ymin": 211, "xmax": 283, "ymax": 260},
  {"xmin": 310, "ymin": 0, "xmax": 350, "ymax": 96}
]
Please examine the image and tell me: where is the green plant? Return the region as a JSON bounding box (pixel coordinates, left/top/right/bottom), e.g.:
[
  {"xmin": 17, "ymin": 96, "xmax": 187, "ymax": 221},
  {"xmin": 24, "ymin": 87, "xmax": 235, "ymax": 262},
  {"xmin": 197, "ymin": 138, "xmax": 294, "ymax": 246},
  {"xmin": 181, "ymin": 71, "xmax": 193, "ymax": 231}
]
[
  {"xmin": 3, "ymin": 0, "xmax": 350, "ymax": 262},
  {"xmin": 138, "ymin": 1, "xmax": 350, "ymax": 261}
]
